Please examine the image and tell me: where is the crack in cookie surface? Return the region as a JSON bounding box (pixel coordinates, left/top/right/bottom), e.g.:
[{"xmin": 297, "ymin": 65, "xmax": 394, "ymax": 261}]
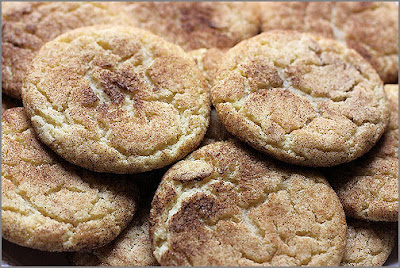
[
  {"xmin": 22, "ymin": 25, "xmax": 210, "ymax": 173},
  {"xmin": 2, "ymin": 107, "xmax": 138, "ymax": 252},
  {"xmin": 150, "ymin": 141, "xmax": 347, "ymax": 266},
  {"xmin": 211, "ymin": 31, "xmax": 389, "ymax": 167}
]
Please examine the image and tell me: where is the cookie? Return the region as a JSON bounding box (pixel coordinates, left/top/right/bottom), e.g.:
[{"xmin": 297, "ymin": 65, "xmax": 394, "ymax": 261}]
[
  {"xmin": 71, "ymin": 204, "xmax": 158, "ymax": 266},
  {"xmin": 1, "ymin": 2, "xmax": 133, "ymax": 100},
  {"xmin": 326, "ymin": 85, "xmax": 398, "ymax": 221},
  {"xmin": 341, "ymin": 219, "xmax": 397, "ymax": 266},
  {"xmin": 260, "ymin": 2, "xmax": 398, "ymax": 84},
  {"xmin": 22, "ymin": 25, "xmax": 210, "ymax": 174},
  {"xmin": 122, "ymin": 2, "xmax": 260, "ymax": 51},
  {"xmin": 150, "ymin": 140, "xmax": 347, "ymax": 266},
  {"xmin": 1, "ymin": 107, "xmax": 138, "ymax": 252},
  {"xmin": 211, "ymin": 30, "xmax": 389, "ymax": 167},
  {"xmin": 2, "ymin": 94, "xmax": 22, "ymax": 114},
  {"xmin": 189, "ymin": 48, "xmax": 226, "ymax": 89}
]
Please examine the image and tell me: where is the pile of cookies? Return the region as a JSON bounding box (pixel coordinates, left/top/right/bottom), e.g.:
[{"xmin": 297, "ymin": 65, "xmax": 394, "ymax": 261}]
[{"xmin": 1, "ymin": 2, "xmax": 398, "ymax": 266}]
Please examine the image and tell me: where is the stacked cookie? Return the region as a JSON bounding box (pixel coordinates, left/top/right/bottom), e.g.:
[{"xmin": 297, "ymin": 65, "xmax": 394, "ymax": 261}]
[{"xmin": 1, "ymin": 1, "xmax": 398, "ymax": 267}]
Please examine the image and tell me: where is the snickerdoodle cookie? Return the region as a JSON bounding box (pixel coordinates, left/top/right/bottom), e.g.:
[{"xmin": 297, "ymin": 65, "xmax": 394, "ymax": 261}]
[
  {"xmin": 211, "ymin": 30, "xmax": 389, "ymax": 167},
  {"xmin": 22, "ymin": 25, "xmax": 210, "ymax": 174},
  {"xmin": 1, "ymin": 107, "xmax": 138, "ymax": 252},
  {"xmin": 341, "ymin": 219, "xmax": 397, "ymax": 266},
  {"xmin": 122, "ymin": 2, "xmax": 260, "ymax": 51},
  {"xmin": 260, "ymin": 2, "xmax": 398, "ymax": 83},
  {"xmin": 326, "ymin": 85, "xmax": 398, "ymax": 221},
  {"xmin": 1, "ymin": 2, "xmax": 133, "ymax": 99},
  {"xmin": 150, "ymin": 140, "xmax": 347, "ymax": 266}
]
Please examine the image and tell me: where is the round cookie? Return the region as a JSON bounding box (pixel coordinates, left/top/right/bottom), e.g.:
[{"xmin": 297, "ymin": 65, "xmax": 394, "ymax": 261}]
[
  {"xmin": 211, "ymin": 30, "xmax": 390, "ymax": 167},
  {"xmin": 2, "ymin": 94, "xmax": 22, "ymax": 114},
  {"xmin": 1, "ymin": 2, "xmax": 133, "ymax": 100},
  {"xmin": 71, "ymin": 204, "xmax": 158, "ymax": 266},
  {"xmin": 341, "ymin": 219, "xmax": 397, "ymax": 266},
  {"xmin": 122, "ymin": 2, "xmax": 260, "ymax": 51},
  {"xmin": 326, "ymin": 85, "xmax": 398, "ymax": 221},
  {"xmin": 260, "ymin": 2, "xmax": 398, "ymax": 84},
  {"xmin": 150, "ymin": 140, "xmax": 347, "ymax": 266},
  {"xmin": 22, "ymin": 25, "xmax": 210, "ymax": 174},
  {"xmin": 1, "ymin": 107, "xmax": 138, "ymax": 252}
]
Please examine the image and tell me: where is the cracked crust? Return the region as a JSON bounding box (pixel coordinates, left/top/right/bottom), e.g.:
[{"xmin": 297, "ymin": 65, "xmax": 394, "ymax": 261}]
[
  {"xmin": 1, "ymin": 2, "xmax": 133, "ymax": 100},
  {"xmin": 150, "ymin": 140, "xmax": 347, "ymax": 266},
  {"xmin": 122, "ymin": 2, "xmax": 261, "ymax": 51},
  {"xmin": 71, "ymin": 203, "xmax": 158, "ymax": 266},
  {"xmin": 211, "ymin": 30, "xmax": 389, "ymax": 167},
  {"xmin": 1, "ymin": 107, "xmax": 138, "ymax": 252},
  {"xmin": 260, "ymin": 2, "xmax": 398, "ymax": 84},
  {"xmin": 2, "ymin": 94, "xmax": 22, "ymax": 114},
  {"xmin": 341, "ymin": 219, "xmax": 397, "ymax": 266},
  {"xmin": 326, "ymin": 85, "xmax": 399, "ymax": 221},
  {"xmin": 22, "ymin": 25, "xmax": 210, "ymax": 174}
]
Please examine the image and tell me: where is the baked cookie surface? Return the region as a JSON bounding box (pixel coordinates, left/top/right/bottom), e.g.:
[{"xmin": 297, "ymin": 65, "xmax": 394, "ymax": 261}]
[
  {"xmin": 150, "ymin": 140, "xmax": 347, "ymax": 266},
  {"xmin": 260, "ymin": 2, "xmax": 398, "ymax": 83},
  {"xmin": 211, "ymin": 30, "xmax": 389, "ymax": 167},
  {"xmin": 1, "ymin": 107, "xmax": 138, "ymax": 252},
  {"xmin": 22, "ymin": 25, "xmax": 210, "ymax": 174},
  {"xmin": 123, "ymin": 2, "xmax": 260, "ymax": 51},
  {"xmin": 327, "ymin": 85, "xmax": 398, "ymax": 221},
  {"xmin": 341, "ymin": 219, "xmax": 397, "ymax": 266},
  {"xmin": 1, "ymin": 2, "xmax": 132, "ymax": 99}
]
